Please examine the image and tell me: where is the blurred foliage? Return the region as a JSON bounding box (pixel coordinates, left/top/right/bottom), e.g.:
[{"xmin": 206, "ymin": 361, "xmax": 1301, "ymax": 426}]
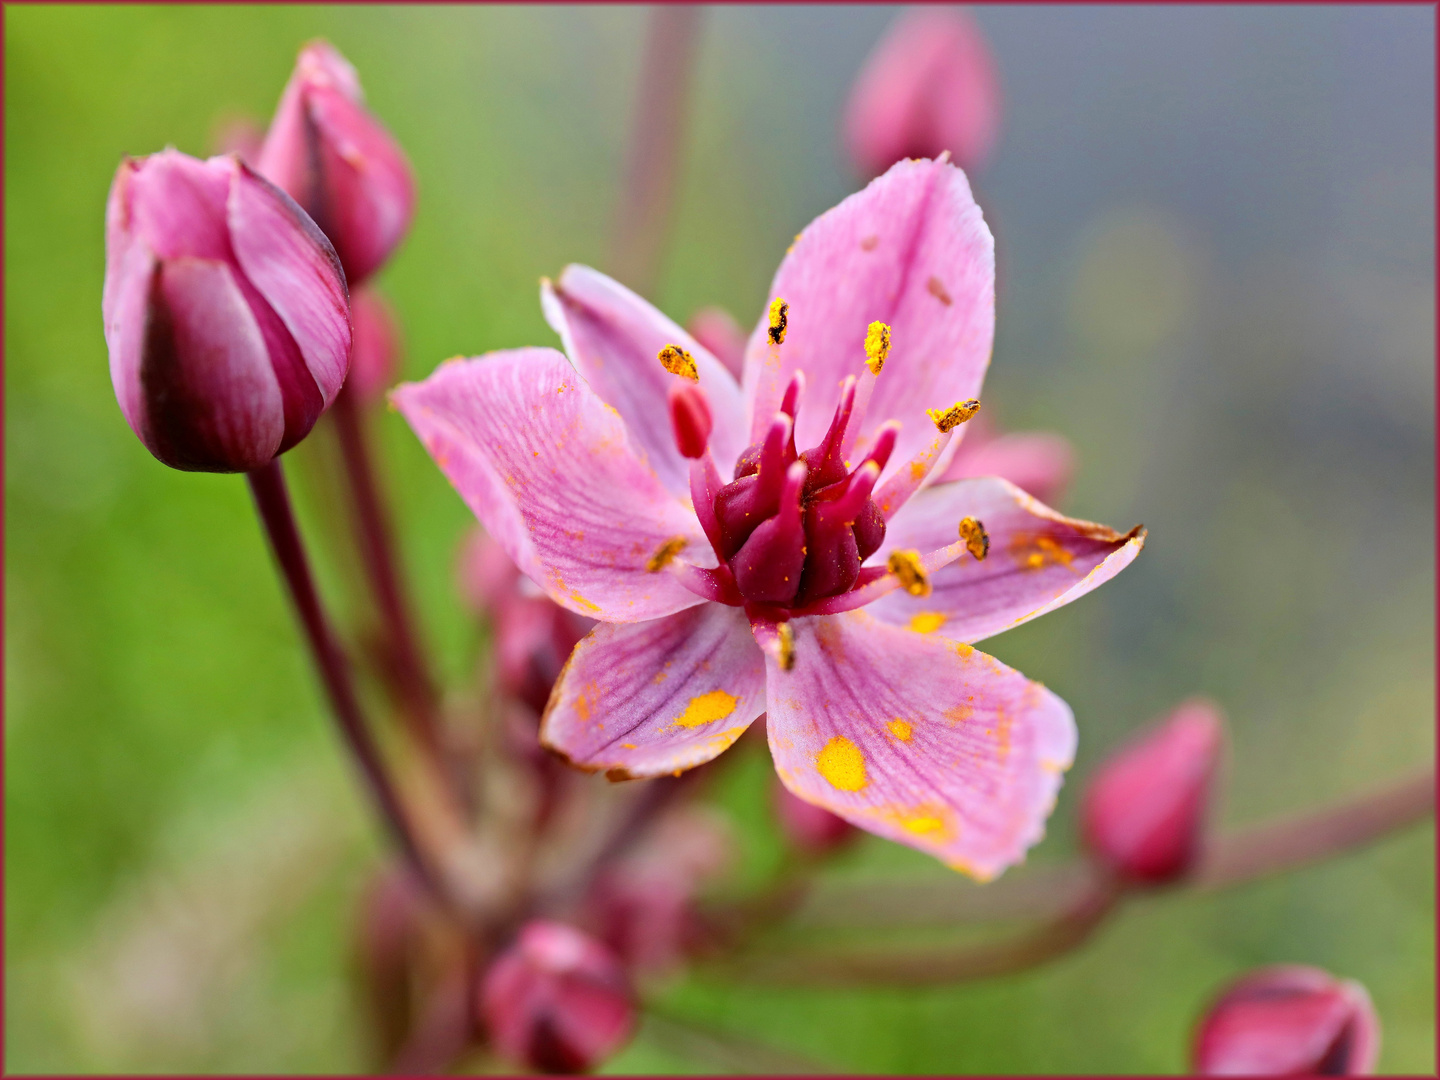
[{"xmin": 5, "ymin": 4, "xmax": 1433, "ymax": 1073}]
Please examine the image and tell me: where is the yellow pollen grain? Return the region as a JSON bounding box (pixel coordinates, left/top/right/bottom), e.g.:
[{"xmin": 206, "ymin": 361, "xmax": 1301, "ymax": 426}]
[
  {"xmin": 776, "ymin": 621, "xmax": 796, "ymax": 671},
  {"xmin": 908, "ymin": 611, "xmax": 947, "ymax": 634},
  {"xmin": 672, "ymin": 689, "xmax": 738, "ymax": 729},
  {"xmin": 863, "ymin": 321, "xmax": 891, "ymax": 375},
  {"xmin": 959, "ymin": 516, "xmax": 990, "ymax": 561},
  {"xmin": 657, "ymin": 343, "xmax": 698, "ymax": 381},
  {"xmin": 927, "ymin": 398, "xmax": 982, "ymax": 433},
  {"xmin": 768, "ymin": 298, "xmax": 789, "ymax": 344},
  {"xmin": 887, "ymin": 719, "xmax": 913, "ymax": 741},
  {"xmin": 887, "ymin": 549, "xmax": 932, "ymax": 597},
  {"xmin": 645, "ymin": 535, "xmax": 688, "ymax": 573},
  {"xmin": 816, "ymin": 735, "xmax": 867, "ymax": 791}
]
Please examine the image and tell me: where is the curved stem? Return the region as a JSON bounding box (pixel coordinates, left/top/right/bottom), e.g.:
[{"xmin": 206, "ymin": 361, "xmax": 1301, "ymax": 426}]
[{"xmin": 247, "ymin": 459, "xmax": 441, "ymax": 901}]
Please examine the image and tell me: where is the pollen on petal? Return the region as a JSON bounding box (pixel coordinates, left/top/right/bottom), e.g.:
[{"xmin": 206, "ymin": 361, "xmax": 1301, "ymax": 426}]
[
  {"xmin": 768, "ymin": 298, "xmax": 789, "ymax": 344},
  {"xmin": 908, "ymin": 611, "xmax": 947, "ymax": 634},
  {"xmin": 777, "ymin": 621, "xmax": 796, "ymax": 672},
  {"xmin": 927, "ymin": 398, "xmax": 982, "ymax": 432},
  {"xmin": 672, "ymin": 689, "xmax": 739, "ymax": 729},
  {"xmin": 887, "ymin": 719, "xmax": 913, "ymax": 741},
  {"xmin": 887, "ymin": 549, "xmax": 932, "ymax": 597},
  {"xmin": 816, "ymin": 735, "xmax": 867, "ymax": 791},
  {"xmin": 958, "ymin": 516, "xmax": 990, "ymax": 561},
  {"xmin": 657, "ymin": 343, "xmax": 699, "ymax": 381},
  {"xmin": 863, "ymin": 320, "xmax": 891, "ymax": 375},
  {"xmin": 645, "ymin": 535, "xmax": 688, "ymax": 572}
]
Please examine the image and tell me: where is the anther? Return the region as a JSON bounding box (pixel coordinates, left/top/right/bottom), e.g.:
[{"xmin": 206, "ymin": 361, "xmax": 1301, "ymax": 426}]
[
  {"xmin": 776, "ymin": 621, "xmax": 796, "ymax": 671},
  {"xmin": 658, "ymin": 343, "xmax": 699, "ymax": 381},
  {"xmin": 668, "ymin": 381, "xmax": 712, "ymax": 459},
  {"xmin": 958, "ymin": 516, "xmax": 989, "ymax": 561},
  {"xmin": 768, "ymin": 298, "xmax": 789, "ymax": 345},
  {"xmin": 863, "ymin": 321, "xmax": 891, "ymax": 375},
  {"xmin": 887, "ymin": 549, "xmax": 932, "ymax": 597},
  {"xmin": 927, "ymin": 398, "xmax": 982, "ymax": 432},
  {"xmin": 646, "ymin": 536, "xmax": 688, "ymax": 572}
]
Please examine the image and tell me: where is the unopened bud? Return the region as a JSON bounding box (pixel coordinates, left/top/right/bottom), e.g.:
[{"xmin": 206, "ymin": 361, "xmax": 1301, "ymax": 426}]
[
  {"xmin": 102, "ymin": 150, "xmax": 351, "ymax": 472},
  {"xmin": 843, "ymin": 7, "xmax": 1001, "ymax": 178},
  {"xmin": 1193, "ymin": 965, "xmax": 1380, "ymax": 1075},
  {"xmin": 686, "ymin": 306, "xmax": 746, "ymax": 381},
  {"xmin": 668, "ymin": 380, "xmax": 713, "ymax": 459},
  {"xmin": 1081, "ymin": 698, "xmax": 1224, "ymax": 885},
  {"xmin": 348, "ymin": 286, "xmax": 402, "ymax": 406},
  {"xmin": 478, "ymin": 920, "xmax": 636, "ymax": 1074},
  {"xmin": 258, "ymin": 41, "xmax": 415, "ymax": 286},
  {"xmin": 774, "ymin": 780, "xmax": 857, "ymax": 855}
]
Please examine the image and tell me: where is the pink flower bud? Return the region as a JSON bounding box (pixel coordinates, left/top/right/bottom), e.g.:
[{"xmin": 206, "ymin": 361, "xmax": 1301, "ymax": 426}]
[
  {"xmin": 209, "ymin": 113, "xmax": 265, "ymax": 166},
  {"xmin": 258, "ymin": 41, "xmax": 415, "ymax": 286},
  {"xmin": 102, "ymin": 150, "xmax": 351, "ymax": 473},
  {"xmin": 479, "ymin": 920, "xmax": 636, "ymax": 1074},
  {"xmin": 667, "ymin": 380, "xmax": 713, "ymax": 459},
  {"xmin": 843, "ymin": 7, "xmax": 1001, "ymax": 178},
  {"xmin": 686, "ymin": 306, "xmax": 746, "ymax": 381},
  {"xmin": 774, "ymin": 779, "xmax": 858, "ymax": 855},
  {"xmin": 1193, "ymin": 965, "xmax": 1381, "ymax": 1075},
  {"xmin": 348, "ymin": 286, "xmax": 401, "ymax": 405},
  {"xmin": 1081, "ymin": 698, "xmax": 1224, "ymax": 885}
]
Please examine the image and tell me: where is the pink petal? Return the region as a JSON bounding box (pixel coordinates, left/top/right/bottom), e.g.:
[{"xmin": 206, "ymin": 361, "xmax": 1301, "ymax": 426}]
[
  {"xmin": 125, "ymin": 149, "xmax": 232, "ymax": 262},
  {"xmin": 542, "ymin": 266, "xmax": 748, "ymax": 492},
  {"xmin": 867, "ymin": 477, "xmax": 1144, "ymax": 644},
  {"xmin": 764, "ymin": 610, "xmax": 1075, "ymax": 879},
  {"xmin": 941, "ymin": 430, "xmax": 1076, "ymax": 506},
  {"xmin": 103, "ymin": 160, "xmax": 154, "ymax": 444},
  {"xmin": 227, "ymin": 160, "xmax": 351, "ymax": 407},
  {"xmin": 541, "ymin": 603, "xmax": 765, "ymax": 780},
  {"xmin": 392, "ymin": 348, "xmax": 708, "ymax": 622},
  {"xmin": 742, "ymin": 157, "xmax": 993, "ymax": 501},
  {"xmin": 686, "ymin": 306, "xmax": 747, "ymax": 381}
]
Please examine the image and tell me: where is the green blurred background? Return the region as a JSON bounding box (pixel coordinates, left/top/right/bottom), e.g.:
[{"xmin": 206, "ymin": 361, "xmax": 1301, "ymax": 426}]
[{"xmin": 5, "ymin": 4, "xmax": 1434, "ymax": 1073}]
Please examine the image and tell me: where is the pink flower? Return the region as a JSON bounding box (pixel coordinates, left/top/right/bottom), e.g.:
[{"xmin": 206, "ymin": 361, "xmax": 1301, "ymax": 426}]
[
  {"xmin": 258, "ymin": 41, "xmax": 415, "ymax": 287},
  {"xmin": 102, "ymin": 149, "xmax": 351, "ymax": 472},
  {"xmin": 1193, "ymin": 966, "xmax": 1381, "ymax": 1075},
  {"xmin": 478, "ymin": 920, "xmax": 635, "ymax": 1074},
  {"xmin": 939, "ymin": 411, "xmax": 1076, "ymax": 507},
  {"xmin": 395, "ymin": 158, "xmax": 1144, "ymax": 879},
  {"xmin": 844, "ymin": 8, "xmax": 1002, "ymax": 178},
  {"xmin": 1081, "ymin": 698, "xmax": 1224, "ymax": 885}
]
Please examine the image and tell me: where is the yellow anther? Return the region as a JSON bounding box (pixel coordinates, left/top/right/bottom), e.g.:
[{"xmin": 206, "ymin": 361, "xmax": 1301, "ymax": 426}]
[
  {"xmin": 645, "ymin": 536, "xmax": 688, "ymax": 572},
  {"xmin": 776, "ymin": 621, "xmax": 795, "ymax": 671},
  {"xmin": 887, "ymin": 549, "xmax": 932, "ymax": 597},
  {"xmin": 927, "ymin": 398, "xmax": 982, "ymax": 432},
  {"xmin": 768, "ymin": 298, "xmax": 789, "ymax": 345},
  {"xmin": 657, "ymin": 343, "xmax": 698, "ymax": 381},
  {"xmin": 958, "ymin": 516, "xmax": 990, "ymax": 561},
  {"xmin": 863, "ymin": 321, "xmax": 891, "ymax": 375}
]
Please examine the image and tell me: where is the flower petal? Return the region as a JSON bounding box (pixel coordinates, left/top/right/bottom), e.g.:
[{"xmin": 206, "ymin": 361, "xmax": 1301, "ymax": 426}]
[
  {"xmin": 941, "ymin": 429, "xmax": 1076, "ymax": 507},
  {"xmin": 542, "ymin": 266, "xmax": 748, "ymax": 491},
  {"xmin": 868, "ymin": 477, "xmax": 1144, "ymax": 644},
  {"xmin": 743, "ymin": 157, "xmax": 993, "ymax": 495},
  {"xmin": 541, "ymin": 603, "xmax": 765, "ymax": 779},
  {"xmin": 392, "ymin": 348, "xmax": 708, "ymax": 622},
  {"xmin": 764, "ymin": 610, "xmax": 1075, "ymax": 879}
]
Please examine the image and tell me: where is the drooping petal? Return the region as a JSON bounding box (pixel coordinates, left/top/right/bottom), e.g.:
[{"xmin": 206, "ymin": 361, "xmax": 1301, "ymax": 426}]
[
  {"xmin": 941, "ymin": 429, "xmax": 1076, "ymax": 506},
  {"xmin": 742, "ymin": 157, "xmax": 993, "ymax": 498},
  {"xmin": 392, "ymin": 348, "xmax": 708, "ymax": 622},
  {"xmin": 764, "ymin": 610, "xmax": 1075, "ymax": 879},
  {"xmin": 541, "ymin": 603, "xmax": 765, "ymax": 779},
  {"xmin": 868, "ymin": 477, "xmax": 1144, "ymax": 644},
  {"xmin": 542, "ymin": 266, "xmax": 748, "ymax": 492}
]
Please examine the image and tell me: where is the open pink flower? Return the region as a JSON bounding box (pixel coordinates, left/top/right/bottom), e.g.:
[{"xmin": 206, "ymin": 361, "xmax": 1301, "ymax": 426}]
[{"xmin": 395, "ymin": 158, "xmax": 1143, "ymax": 879}]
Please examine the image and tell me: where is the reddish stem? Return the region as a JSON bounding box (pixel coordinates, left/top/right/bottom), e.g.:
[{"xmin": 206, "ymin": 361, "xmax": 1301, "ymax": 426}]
[{"xmin": 246, "ymin": 459, "xmax": 440, "ymax": 900}]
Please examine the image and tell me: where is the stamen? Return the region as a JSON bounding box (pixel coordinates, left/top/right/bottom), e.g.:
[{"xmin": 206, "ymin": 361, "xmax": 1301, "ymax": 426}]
[
  {"xmin": 886, "ymin": 549, "xmax": 932, "ymax": 596},
  {"xmin": 927, "ymin": 398, "xmax": 982, "ymax": 432},
  {"xmin": 776, "ymin": 621, "xmax": 795, "ymax": 671},
  {"xmin": 958, "ymin": 516, "xmax": 990, "ymax": 560},
  {"xmin": 657, "ymin": 343, "xmax": 699, "ymax": 381},
  {"xmin": 646, "ymin": 536, "xmax": 688, "ymax": 572},
  {"xmin": 768, "ymin": 298, "xmax": 789, "ymax": 344},
  {"xmin": 863, "ymin": 321, "xmax": 891, "ymax": 375},
  {"xmin": 668, "ymin": 381, "xmax": 713, "ymax": 459}
]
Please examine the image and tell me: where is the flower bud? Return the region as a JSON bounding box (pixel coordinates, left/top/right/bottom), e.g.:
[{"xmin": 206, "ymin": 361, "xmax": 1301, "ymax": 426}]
[
  {"xmin": 102, "ymin": 150, "xmax": 351, "ymax": 472},
  {"xmin": 1193, "ymin": 965, "xmax": 1381, "ymax": 1075},
  {"xmin": 686, "ymin": 306, "xmax": 746, "ymax": 381},
  {"xmin": 774, "ymin": 779, "xmax": 858, "ymax": 855},
  {"xmin": 1080, "ymin": 698, "xmax": 1224, "ymax": 885},
  {"xmin": 478, "ymin": 920, "xmax": 636, "ymax": 1074},
  {"xmin": 209, "ymin": 113, "xmax": 265, "ymax": 165},
  {"xmin": 258, "ymin": 40, "xmax": 415, "ymax": 286},
  {"xmin": 348, "ymin": 286, "xmax": 401, "ymax": 406},
  {"xmin": 843, "ymin": 7, "xmax": 1001, "ymax": 178}
]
